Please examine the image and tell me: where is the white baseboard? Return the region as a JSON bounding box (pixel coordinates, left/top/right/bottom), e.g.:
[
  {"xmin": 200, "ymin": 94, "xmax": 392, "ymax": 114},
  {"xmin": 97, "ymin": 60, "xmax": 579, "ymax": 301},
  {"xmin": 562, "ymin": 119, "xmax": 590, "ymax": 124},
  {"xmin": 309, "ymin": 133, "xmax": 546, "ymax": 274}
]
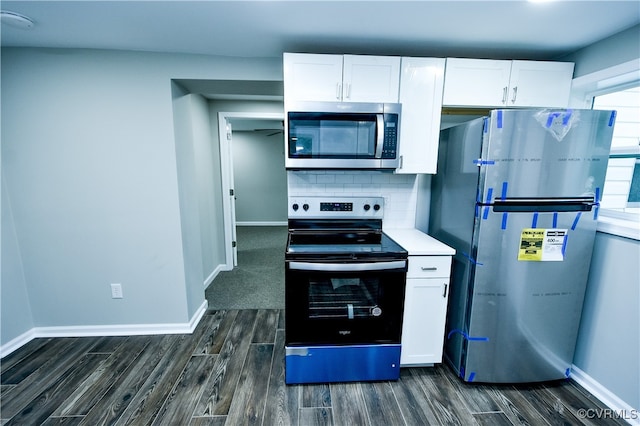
[
  {"xmin": 571, "ymin": 364, "xmax": 640, "ymax": 425},
  {"xmin": 204, "ymin": 264, "xmax": 224, "ymax": 289},
  {"xmin": 0, "ymin": 328, "xmax": 38, "ymax": 359},
  {"xmin": 0, "ymin": 300, "xmax": 209, "ymax": 359},
  {"xmin": 236, "ymin": 221, "xmax": 287, "ymax": 226}
]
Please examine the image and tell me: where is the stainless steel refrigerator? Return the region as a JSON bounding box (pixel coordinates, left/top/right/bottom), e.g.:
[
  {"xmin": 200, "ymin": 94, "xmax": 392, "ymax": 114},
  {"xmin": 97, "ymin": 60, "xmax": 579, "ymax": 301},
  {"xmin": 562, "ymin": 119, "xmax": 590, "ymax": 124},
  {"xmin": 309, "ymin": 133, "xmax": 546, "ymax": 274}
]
[{"xmin": 430, "ymin": 109, "xmax": 616, "ymax": 383}]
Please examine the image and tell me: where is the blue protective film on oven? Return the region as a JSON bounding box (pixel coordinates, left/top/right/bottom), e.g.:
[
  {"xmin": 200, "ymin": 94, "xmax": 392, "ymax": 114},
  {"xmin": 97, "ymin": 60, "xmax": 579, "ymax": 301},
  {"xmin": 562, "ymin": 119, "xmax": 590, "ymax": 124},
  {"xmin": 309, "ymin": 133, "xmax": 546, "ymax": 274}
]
[{"xmin": 285, "ymin": 344, "xmax": 402, "ymax": 385}]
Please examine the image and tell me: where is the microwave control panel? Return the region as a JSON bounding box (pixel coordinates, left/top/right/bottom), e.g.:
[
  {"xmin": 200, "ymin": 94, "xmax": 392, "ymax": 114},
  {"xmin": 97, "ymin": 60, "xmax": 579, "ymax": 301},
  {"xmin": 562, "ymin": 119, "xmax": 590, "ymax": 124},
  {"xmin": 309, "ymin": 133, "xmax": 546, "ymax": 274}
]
[{"xmin": 382, "ymin": 117, "xmax": 399, "ymax": 159}]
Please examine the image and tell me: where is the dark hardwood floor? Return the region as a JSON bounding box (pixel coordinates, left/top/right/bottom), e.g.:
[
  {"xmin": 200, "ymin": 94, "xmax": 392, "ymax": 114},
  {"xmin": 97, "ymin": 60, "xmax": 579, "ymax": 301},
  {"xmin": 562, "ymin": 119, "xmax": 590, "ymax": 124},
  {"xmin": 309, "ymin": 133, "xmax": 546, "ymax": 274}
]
[{"xmin": 0, "ymin": 309, "xmax": 627, "ymax": 425}]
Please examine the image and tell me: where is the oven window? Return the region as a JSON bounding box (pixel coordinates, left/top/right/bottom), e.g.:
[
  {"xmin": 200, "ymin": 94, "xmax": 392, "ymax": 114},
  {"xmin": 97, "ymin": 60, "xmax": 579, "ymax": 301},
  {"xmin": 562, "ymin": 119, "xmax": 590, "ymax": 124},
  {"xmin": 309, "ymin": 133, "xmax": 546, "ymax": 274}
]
[
  {"xmin": 309, "ymin": 277, "xmax": 382, "ymax": 320},
  {"xmin": 285, "ymin": 266, "xmax": 406, "ymax": 345}
]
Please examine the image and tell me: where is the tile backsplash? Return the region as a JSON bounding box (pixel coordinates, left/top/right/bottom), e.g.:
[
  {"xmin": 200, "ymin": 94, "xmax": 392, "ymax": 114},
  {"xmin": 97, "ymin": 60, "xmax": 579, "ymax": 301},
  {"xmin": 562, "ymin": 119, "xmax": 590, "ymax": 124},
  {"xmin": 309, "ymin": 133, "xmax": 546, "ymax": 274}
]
[{"xmin": 287, "ymin": 170, "xmax": 418, "ymax": 228}]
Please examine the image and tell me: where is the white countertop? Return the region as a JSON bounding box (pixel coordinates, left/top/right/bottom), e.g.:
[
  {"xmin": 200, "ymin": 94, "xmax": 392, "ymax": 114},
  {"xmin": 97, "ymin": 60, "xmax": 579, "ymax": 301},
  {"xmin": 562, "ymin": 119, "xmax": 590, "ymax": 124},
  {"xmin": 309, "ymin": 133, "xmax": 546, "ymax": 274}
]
[{"xmin": 384, "ymin": 228, "xmax": 455, "ymax": 256}]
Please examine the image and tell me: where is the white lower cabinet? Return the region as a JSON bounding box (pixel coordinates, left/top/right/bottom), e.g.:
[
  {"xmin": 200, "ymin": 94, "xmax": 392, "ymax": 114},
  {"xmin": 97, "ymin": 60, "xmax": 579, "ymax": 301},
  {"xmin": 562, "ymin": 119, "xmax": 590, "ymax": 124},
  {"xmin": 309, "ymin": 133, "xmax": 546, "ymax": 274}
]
[{"xmin": 400, "ymin": 255, "xmax": 452, "ymax": 366}]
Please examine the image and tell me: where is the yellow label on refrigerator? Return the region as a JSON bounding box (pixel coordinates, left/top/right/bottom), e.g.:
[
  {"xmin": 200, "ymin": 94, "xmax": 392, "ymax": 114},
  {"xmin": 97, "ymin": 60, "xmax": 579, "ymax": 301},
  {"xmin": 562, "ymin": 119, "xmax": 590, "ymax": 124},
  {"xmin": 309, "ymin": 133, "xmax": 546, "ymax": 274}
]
[{"xmin": 518, "ymin": 229, "xmax": 567, "ymax": 262}]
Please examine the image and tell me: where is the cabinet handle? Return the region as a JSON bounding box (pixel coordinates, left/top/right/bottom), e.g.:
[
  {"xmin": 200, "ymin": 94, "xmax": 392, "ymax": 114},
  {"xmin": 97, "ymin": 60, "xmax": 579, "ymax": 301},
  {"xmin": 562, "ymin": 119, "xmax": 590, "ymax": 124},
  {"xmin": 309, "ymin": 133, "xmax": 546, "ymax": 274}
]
[
  {"xmin": 336, "ymin": 83, "xmax": 342, "ymax": 100},
  {"xmin": 346, "ymin": 82, "xmax": 352, "ymax": 99},
  {"xmin": 443, "ymin": 283, "xmax": 449, "ymax": 298},
  {"xmin": 421, "ymin": 267, "xmax": 437, "ymax": 271},
  {"xmin": 502, "ymin": 86, "xmax": 508, "ymax": 104},
  {"xmin": 511, "ymin": 86, "xmax": 518, "ymax": 103}
]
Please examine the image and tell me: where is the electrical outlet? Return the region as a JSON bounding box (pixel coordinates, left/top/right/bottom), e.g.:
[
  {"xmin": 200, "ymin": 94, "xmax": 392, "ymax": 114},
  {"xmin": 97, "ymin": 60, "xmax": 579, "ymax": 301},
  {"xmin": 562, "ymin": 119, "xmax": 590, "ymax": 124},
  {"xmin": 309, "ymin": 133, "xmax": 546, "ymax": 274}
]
[{"xmin": 110, "ymin": 283, "xmax": 123, "ymax": 299}]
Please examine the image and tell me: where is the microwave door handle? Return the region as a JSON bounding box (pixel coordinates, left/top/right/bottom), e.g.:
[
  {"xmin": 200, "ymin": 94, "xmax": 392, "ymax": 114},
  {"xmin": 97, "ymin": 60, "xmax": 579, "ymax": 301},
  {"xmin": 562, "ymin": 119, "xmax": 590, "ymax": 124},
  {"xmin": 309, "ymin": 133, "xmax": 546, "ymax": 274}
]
[{"xmin": 375, "ymin": 114, "xmax": 384, "ymax": 159}]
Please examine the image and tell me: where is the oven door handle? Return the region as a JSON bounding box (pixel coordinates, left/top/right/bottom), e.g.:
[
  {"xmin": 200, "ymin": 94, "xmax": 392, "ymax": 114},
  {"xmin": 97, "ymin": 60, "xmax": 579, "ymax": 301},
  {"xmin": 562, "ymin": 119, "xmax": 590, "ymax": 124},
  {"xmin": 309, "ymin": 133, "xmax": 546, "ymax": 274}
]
[{"xmin": 289, "ymin": 260, "xmax": 406, "ymax": 272}]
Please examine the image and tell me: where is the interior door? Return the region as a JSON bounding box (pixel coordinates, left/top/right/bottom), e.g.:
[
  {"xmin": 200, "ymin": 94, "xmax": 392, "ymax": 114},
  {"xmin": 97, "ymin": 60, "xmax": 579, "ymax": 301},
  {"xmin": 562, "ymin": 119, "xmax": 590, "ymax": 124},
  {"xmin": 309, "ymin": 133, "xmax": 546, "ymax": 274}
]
[
  {"xmin": 220, "ymin": 118, "xmax": 238, "ymax": 267},
  {"xmin": 227, "ymin": 121, "xmax": 238, "ymax": 266}
]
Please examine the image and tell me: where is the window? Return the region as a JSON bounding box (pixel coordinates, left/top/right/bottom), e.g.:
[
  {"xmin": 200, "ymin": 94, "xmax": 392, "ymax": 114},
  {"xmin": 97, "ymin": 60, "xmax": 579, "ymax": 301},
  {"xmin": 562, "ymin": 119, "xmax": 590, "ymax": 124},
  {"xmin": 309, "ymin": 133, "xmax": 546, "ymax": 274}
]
[{"xmin": 592, "ymin": 86, "xmax": 640, "ymax": 219}]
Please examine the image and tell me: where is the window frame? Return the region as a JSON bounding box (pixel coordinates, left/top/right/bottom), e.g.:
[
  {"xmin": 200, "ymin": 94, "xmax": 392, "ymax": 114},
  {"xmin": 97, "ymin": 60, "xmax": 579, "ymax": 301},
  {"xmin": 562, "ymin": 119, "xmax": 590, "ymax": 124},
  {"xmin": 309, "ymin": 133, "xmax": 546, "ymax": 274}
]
[{"xmin": 570, "ymin": 59, "xmax": 640, "ymax": 240}]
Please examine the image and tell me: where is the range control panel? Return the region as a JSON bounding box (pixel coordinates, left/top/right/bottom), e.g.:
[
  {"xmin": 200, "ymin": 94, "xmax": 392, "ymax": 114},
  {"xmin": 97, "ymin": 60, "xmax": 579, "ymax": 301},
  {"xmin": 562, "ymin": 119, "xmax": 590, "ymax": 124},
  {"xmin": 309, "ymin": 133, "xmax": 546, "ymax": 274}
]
[{"xmin": 288, "ymin": 196, "xmax": 384, "ymax": 219}]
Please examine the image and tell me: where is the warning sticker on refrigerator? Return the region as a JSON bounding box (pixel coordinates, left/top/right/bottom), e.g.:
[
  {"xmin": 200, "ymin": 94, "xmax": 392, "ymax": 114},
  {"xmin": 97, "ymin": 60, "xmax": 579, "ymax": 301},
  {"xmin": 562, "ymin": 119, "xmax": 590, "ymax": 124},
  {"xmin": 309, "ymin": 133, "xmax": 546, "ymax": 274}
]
[{"xmin": 518, "ymin": 229, "xmax": 567, "ymax": 261}]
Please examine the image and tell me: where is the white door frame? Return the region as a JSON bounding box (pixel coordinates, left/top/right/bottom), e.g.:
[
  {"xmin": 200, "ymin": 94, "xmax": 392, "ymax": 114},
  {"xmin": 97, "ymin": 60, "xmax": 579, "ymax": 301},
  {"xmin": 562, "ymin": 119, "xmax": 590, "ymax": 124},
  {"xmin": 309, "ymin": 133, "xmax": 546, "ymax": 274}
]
[{"xmin": 217, "ymin": 111, "xmax": 284, "ymax": 269}]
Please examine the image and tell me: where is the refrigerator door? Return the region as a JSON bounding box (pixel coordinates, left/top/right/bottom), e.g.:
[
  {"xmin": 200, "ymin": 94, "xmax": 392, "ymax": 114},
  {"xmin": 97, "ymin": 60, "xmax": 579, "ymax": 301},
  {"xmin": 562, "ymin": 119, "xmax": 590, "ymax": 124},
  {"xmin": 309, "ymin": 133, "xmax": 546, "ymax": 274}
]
[
  {"xmin": 461, "ymin": 205, "xmax": 598, "ymax": 383},
  {"xmin": 477, "ymin": 109, "xmax": 615, "ymax": 204}
]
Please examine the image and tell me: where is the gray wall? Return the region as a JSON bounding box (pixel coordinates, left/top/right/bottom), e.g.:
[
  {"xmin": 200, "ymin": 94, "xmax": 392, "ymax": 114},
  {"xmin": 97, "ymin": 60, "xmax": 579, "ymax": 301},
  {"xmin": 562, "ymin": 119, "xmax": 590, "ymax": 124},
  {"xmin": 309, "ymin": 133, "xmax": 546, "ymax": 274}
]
[
  {"xmin": 232, "ymin": 131, "xmax": 287, "ymax": 224},
  {"xmin": 1, "ymin": 47, "xmax": 281, "ymax": 347},
  {"xmin": 171, "ymin": 90, "xmax": 224, "ymax": 314},
  {"xmin": 1, "ymin": 176, "xmax": 34, "ymax": 340},
  {"xmin": 576, "ymin": 232, "xmax": 640, "ymax": 410},
  {"xmin": 559, "ymin": 24, "xmax": 640, "ymax": 77},
  {"xmin": 562, "ymin": 24, "xmax": 640, "ymax": 411}
]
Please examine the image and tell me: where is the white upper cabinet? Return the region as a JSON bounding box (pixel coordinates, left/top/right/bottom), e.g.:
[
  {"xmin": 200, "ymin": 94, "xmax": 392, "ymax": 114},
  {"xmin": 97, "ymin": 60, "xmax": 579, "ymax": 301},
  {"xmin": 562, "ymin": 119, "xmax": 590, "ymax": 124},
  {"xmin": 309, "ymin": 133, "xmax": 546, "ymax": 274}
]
[
  {"xmin": 443, "ymin": 58, "xmax": 574, "ymax": 108},
  {"xmin": 443, "ymin": 58, "xmax": 511, "ymax": 107},
  {"xmin": 283, "ymin": 53, "xmax": 400, "ymax": 105},
  {"xmin": 283, "ymin": 53, "xmax": 344, "ymax": 104},
  {"xmin": 396, "ymin": 57, "xmax": 446, "ymax": 174},
  {"xmin": 508, "ymin": 60, "xmax": 575, "ymax": 107},
  {"xmin": 342, "ymin": 55, "xmax": 401, "ymax": 103}
]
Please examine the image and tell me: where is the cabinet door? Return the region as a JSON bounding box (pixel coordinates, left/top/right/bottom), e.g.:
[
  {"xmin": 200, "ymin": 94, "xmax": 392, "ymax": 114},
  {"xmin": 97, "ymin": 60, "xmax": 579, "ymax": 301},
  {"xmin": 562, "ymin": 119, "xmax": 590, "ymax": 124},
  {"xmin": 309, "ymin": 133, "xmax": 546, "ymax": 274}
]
[
  {"xmin": 283, "ymin": 53, "xmax": 343, "ymax": 104},
  {"xmin": 397, "ymin": 57, "xmax": 445, "ymax": 174},
  {"xmin": 509, "ymin": 60, "xmax": 574, "ymax": 107},
  {"xmin": 343, "ymin": 55, "xmax": 400, "ymax": 103},
  {"xmin": 443, "ymin": 58, "xmax": 511, "ymax": 107},
  {"xmin": 400, "ymin": 277, "xmax": 450, "ymax": 366}
]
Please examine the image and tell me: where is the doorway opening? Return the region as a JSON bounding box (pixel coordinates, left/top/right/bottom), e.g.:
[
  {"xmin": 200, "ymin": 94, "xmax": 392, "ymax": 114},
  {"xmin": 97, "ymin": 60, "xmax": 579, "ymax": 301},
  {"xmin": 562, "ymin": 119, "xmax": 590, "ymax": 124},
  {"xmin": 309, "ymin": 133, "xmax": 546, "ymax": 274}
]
[
  {"xmin": 207, "ymin": 112, "xmax": 287, "ymax": 309},
  {"xmin": 218, "ymin": 112, "xmax": 286, "ymax": 267}
]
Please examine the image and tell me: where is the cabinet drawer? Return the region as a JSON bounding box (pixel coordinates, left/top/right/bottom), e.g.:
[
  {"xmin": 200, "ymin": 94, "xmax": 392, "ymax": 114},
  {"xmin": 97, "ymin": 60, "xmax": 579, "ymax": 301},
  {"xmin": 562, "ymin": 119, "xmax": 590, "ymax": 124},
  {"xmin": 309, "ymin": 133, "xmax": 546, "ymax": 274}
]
[{"xmin": 407, "ymin": 256, "xmax": 451, "ymax": 278}]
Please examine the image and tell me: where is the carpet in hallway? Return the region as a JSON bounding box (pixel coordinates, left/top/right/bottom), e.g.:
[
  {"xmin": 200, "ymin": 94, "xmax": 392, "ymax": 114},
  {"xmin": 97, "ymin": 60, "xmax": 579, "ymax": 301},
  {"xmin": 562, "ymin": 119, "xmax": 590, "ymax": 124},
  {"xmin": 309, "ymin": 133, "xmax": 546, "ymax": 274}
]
[{"xmin": 206, "ymin": 226, "xmax": 287, "ymax": 309}]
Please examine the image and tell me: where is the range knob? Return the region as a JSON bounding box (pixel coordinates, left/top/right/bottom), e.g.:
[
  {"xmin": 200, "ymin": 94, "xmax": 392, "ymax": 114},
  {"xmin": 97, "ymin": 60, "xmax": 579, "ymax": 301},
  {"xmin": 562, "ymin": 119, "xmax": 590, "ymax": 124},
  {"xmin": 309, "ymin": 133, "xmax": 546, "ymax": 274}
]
[
  {"xmin": 373, "ymin": 204, "xmax": 381, "ymax": 211},
  {"xmin": 292, "ymin": 203, "xmax": 299, "ymax": 211},
  {"xmin": 303, "ymin": 203, "xmax": 309, "ymax": 211},
  {"xmin": 363, "ymin": 204, "xmax": 371, "ymax": 211}
]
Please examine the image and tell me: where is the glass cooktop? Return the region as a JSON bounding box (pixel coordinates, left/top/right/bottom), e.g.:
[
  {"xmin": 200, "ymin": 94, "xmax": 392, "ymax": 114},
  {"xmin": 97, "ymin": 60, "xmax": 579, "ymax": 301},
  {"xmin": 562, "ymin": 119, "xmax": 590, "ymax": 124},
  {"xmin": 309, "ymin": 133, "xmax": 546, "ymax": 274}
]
[{"xmin": 286, "ymin": 232, "xmax": 407, "ymax": 258}]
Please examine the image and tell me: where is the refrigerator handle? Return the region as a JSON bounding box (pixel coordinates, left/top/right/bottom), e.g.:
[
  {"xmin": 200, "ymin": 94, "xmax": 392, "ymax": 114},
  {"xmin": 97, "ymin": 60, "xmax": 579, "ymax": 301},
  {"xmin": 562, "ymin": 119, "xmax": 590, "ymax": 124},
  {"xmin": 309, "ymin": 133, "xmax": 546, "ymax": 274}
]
[{"xmin": 491, "ymin": 197, "xmax": 596, "ymax": 213}]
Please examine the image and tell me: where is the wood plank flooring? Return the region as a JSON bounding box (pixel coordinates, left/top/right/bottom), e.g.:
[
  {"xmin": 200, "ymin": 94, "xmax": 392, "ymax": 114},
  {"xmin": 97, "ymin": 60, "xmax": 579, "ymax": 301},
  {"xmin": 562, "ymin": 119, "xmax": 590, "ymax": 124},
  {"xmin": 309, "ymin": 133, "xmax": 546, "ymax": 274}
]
[{"xmin": 0, "ymin": 309, "xmax": 628, "ymax": 425}]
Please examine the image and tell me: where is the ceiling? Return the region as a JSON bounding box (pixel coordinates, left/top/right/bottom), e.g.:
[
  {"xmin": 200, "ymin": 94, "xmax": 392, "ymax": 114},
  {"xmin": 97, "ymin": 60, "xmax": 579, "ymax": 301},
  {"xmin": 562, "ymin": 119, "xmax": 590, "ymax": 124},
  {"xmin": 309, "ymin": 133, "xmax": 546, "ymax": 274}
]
[
  {"xmin": 2, "ymin": 1, "xmax": 638, "ymax": 109},
  {"xmin": 2, "ymin": 1, "xmax": 639, "ymax": 61}
]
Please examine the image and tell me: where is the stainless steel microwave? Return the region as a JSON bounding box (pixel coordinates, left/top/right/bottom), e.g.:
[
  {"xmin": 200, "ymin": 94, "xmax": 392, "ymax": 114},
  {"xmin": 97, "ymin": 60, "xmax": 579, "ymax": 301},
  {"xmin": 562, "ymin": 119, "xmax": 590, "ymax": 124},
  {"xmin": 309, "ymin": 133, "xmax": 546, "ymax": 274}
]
[{"xmin": 285, "ymin": 101, "xmax": 401, "ymax": 169}]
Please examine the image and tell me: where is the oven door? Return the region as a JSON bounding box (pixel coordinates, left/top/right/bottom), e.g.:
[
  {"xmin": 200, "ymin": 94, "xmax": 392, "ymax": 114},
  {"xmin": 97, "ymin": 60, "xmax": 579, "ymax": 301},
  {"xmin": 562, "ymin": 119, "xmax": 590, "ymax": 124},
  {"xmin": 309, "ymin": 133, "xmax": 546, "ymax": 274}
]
[{"xmin": 285, "ymin": 259, "xmax": 407, "ymax": 346}]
